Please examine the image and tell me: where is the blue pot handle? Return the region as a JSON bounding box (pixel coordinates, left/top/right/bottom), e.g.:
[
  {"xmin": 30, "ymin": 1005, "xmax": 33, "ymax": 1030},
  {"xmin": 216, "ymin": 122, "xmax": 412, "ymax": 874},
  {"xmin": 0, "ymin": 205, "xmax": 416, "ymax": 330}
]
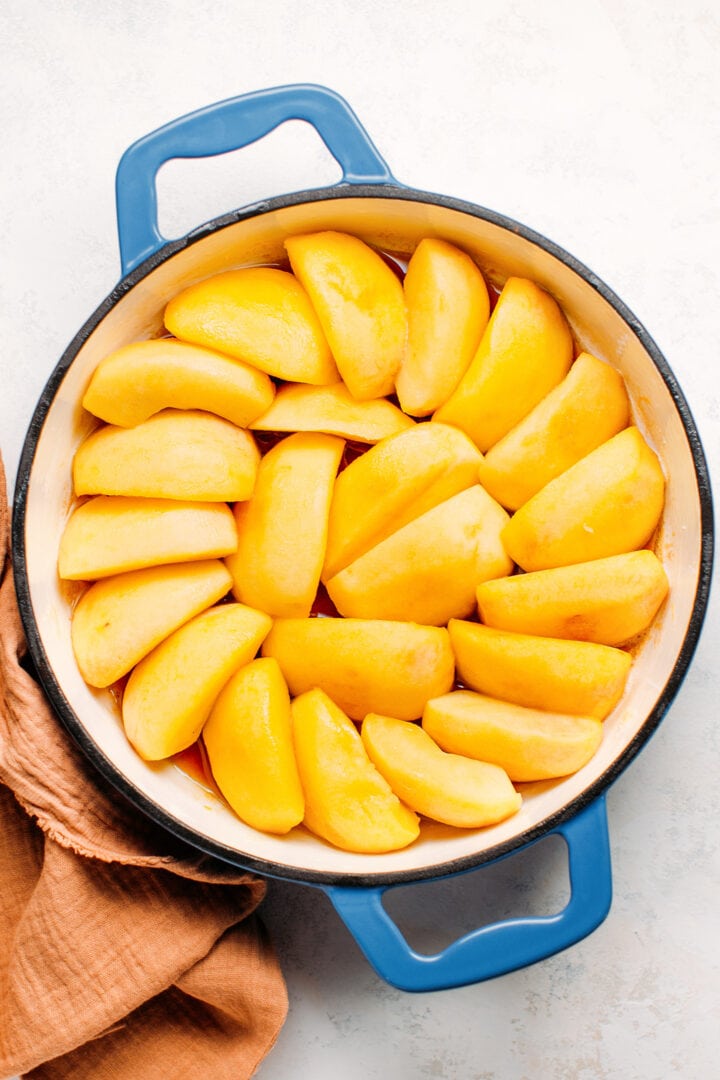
[
  {"xmin": 115, "ymin": 83, "xmax": 396, "ymax": 276},
  {"xmin": 324, "ymin": 795, "xmax": 612, "ymax": 992}
]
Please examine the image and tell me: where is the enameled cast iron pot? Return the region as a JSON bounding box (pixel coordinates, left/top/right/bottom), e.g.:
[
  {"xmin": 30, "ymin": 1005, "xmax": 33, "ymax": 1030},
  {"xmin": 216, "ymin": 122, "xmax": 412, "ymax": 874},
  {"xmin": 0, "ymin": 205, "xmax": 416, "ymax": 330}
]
[{"xmin": 12, "ymin": 84, "xmax": 713, "ymax": 992}]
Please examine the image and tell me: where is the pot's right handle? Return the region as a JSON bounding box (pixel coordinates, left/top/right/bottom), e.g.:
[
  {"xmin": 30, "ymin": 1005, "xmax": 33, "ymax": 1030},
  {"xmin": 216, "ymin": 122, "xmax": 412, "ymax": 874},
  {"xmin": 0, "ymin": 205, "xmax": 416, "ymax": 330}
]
[
  {"xmin": 325, "ymin": 795, "xmax": 612, "ymax": 992},
  {"xmin": 115, "ymin": 83, "xmax": 396, "ymax": 276}
]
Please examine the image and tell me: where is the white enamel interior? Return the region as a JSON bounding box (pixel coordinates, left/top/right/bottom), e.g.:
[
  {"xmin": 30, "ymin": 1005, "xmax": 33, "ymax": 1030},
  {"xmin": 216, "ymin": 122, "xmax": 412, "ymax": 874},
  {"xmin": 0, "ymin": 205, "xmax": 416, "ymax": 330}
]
[{"xmin": 22, "ymin": 195, "xmax": 704, "ymax": 880}]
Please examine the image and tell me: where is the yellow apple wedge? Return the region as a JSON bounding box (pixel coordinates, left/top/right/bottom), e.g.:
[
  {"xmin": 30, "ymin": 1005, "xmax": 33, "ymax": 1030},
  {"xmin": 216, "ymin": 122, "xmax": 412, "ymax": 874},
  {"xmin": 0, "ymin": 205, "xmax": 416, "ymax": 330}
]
[
  {"xmin": 434, "ymin": 276, "xmax": 574, "ymax": 451},
  {"xmin": 226, "ymin": 432, "xmax": 344, "ymax": 618},
  {"xmin": 58, "ymin": 496, "xmax": 237, "ymax": 580},
  {"xmin": 361, "ymin": 713, "xmax": 521, "ymax": 828},
  {"xmin": 477, "ymin": 352, "xmax": 630, "ymax": 510},
  {"xmin": 396, "ymin": 237, "xmax": 490, "ymax": 416},
  {"xmin": 73, "ymin": 409, "xmax": 260, "ymax": 502},
  {"xmin": 476, "ymin": 550, "xmax": 669, "ymax": 646},
  {"xmin": 448, "ymin": 620, "xmax": 631, "ymax": 720},
  {"xmin": 326, "ymin": 485, "xmax": 512, "ymax": 625},
  {"xmin": 122, "ymin": 602, "xmax": 272, "ymax": 761},
  {"xmin": 70, "ymin": 560, "xmax": 232, "ymax": 688},
  {"xmin": 262, "ymin": 617, "xmax": 455, "ymax": 721},
  {"xmin": 250, "ymin": 381, "xmax": 414, "ymax": 443},
  {"xmin": 285, "ymin": 230, "xmax": 407, "ymax": 400},
  {"xmin": 164, "ymin": 267, "xmax": 339, "ymax": 384},
  {"xmin": 502, "ymin": 426, "xmax": 666, "ymax": 571},
  {"xmin": 81, "ymin": 338, "xmax": 275, "ymax": 428},
  {"xmin": 203, "ymin": 658, "xmax": 304, "ymax": 834},
  {"xmin": 291, "ymin": 689, "xmax": 420, "ymax": 853},
  {"xmin": 322, "ymin": 422, "xmax": 481, "ymax": 581},
  {"xmin": 422, "ymin": 691, "xmax": 603, "ymax": 782}
]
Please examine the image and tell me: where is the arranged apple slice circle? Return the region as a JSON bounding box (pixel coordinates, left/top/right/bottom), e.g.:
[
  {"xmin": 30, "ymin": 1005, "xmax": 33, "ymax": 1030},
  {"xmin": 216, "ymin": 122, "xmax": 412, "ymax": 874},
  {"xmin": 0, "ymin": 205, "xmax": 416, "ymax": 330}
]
[{"xmin": 62, "ymin": 230, "xmax": 669, "ymax": 854}]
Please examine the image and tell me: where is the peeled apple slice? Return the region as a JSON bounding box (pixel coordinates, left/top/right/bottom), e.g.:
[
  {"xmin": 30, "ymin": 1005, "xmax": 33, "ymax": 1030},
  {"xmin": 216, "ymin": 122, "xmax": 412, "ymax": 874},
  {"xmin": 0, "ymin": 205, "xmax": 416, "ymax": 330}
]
[
  {"xmin": 164, "ymin": 267, "xmax": 339, "ymax": 384},
  {"xmin": 361, "ymin": 713, "xmax": 521, "ymax": 828},
  {"xmin": 476, "ymin": 549, "xmax": 669, "ymax": 646},
  {"xmin": 322, "ymin": 421, "xmax": 482, "ymax": 581},
  {"xmin": 326, "ymin": 485, "xmax": 512, "ymax": 625},
  {"xmin": 250, "ymin": 381, "xmax": 414, "ymax": 443},
  {"xmin": 285, "ymin": 230, "xmax": 407, "ymax": 400},
  {"xmin": 423, "ymin": 691, "xmax": 603, "ymax": 782},
  {"xmin": 502, "ymin": 426, "xmax": 666, "ymax": 571},
  {"xmin": 203, "ymin": 658, "xmax": 304, "ymax": 835},
  {"xmin": 81, "ymin": 338, "xmax": 275, "ymax": 428},
  {"xmin": 58, "ymin": 496, "xmax": 237, "ymax": 580},
  {"xmin": 262, "ymin": 617, "xmax": 455, "ymax": 721},
  {"xmin": 434, "ymin": 276, "xmax": 574, "ymax": 451},
  {"xmin": 226, "ymin": 432, "xmax": 344, "ymax": 618},
  {"xmin": 448, "ymin": 620, "xmax": 631, "ymax": 720},
  {"xmin": 73, "ymin": 409, "xmax": 260, "ymax": 503},
  {"xmin": 122, "ymin": 602, "xmax": 272, "ymax": 761},
  {"xmin": 70, "ymin": 560, "xmax": 232, "ymax": 688},
  {"xmin": 396, "ymin": 237, "xmax": 490, "ymax": 416},
  {"xmin": 477, "ymin": 351, "xmax": 631, "ymax": 511},
  {"xmin": 291, "ymin": 689, "xmax": 420, "ymax": 853}
]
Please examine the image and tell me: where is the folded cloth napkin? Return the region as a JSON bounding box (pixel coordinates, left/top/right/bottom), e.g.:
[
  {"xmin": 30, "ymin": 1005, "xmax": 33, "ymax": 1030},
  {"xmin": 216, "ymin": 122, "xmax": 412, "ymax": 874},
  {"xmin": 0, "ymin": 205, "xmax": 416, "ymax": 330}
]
[{"xmin": 0, "ymin": 454, "xmax": 288, "ymax": 1079}]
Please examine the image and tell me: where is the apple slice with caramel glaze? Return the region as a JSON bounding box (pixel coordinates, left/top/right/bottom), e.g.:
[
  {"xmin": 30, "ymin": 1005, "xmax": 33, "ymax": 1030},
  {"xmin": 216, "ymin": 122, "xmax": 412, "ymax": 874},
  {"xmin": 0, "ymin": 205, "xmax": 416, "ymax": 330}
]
[
  {"xmin": 285, "ymin": 230, "xmax": 407, "ymax": 400},
  {"xmin": 434, "ymin": 276, "xmax": 573, "ymax": 451},
  {"xmin": 362, "ymin": 713, "xmax": 521, "ymax": 828},
  {"xmin": 291, "ymin": 689, "xmax": 419, "ymax": 853},
  {"xmin": 164, "ymin": 266, "xmax": 339, "ymax": 384},
  {"xmin": 396, "ymin": 237, "xmax": 490, "ymax": 416},
  {"xmin": 82, "ymin": 338, "xmax": 274, "ymax": 428}
]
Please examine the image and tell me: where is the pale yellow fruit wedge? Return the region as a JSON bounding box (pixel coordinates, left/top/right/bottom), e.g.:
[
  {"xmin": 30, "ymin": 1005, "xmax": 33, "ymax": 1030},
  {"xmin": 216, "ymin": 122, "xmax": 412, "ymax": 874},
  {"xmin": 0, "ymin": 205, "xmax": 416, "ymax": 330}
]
[
  {"xmin": 285, "ymin": 231, "xmax": 407, "ymax": 400},
  {"xmin": 250, "ymin": 381, "xmax": 414, "ymax": 443},
  {"xmin": 476, "ymin": 550, "xmax": 669, "ymax": 646},
  {"xmin": 422, "ymin": 691, "xmax": 603, "ymax": 782},
  {"xmin": 73, "ymin": 409, "xmax": 260, "ymax": 502},
  {"xmin": 81, "ymin": 338, "xmax": 275, "ymax": 428},
  {"xmin": 164, "ymin": 267, "xmax": 339, "ymax": 384},
  {"xmin": 477, "ymin": 352, "xmax": 630, "ymax": 510},
  {"xmin": 291, "ymin": 689, "xmax": 420, "ymax": 853},
  {"xmin": 226, "ymin": 432, "xmax": 344, "ymax": 618},
  {"xmin": 123, "ymin": 603, "xmax": 272, "ymax": 761},
  {"xmin": 434, "ymin": 277, "xmax": 574, "ymax": 451},
  {"xmin": 203, "ymin": 658, "xmax": 304, "ymax": 834},
  {"xmin": 361, "ymin": 713, "xmax": 521, "ymax": 828},
  {"xmin": 326, "ymin": 485, "xmax": 512, "ymax": 625},
  {"xmin": 502, "ymin": 426, "xmax": 665, "ymax": 571},
  {"xmin": 71, "ymin": 560, "xmax": 232, "ymax": 688},
  {"xmin": 448, "ymin": 620, "xmax": 631, "ymax": 720},
  {"xmin": 262, "ymin": 617, "xmax": 455, "ymax": 721},
  {"xmin": 322, "ymin": 422, "xmax": 481, "ymax": 581},
  {"xmin": 58, "ymin": 496, "xmax": 237, "ymax": 580},
  {"xmin": 396, "ymin": 238, "xmax": 490, "ymax": 416}
]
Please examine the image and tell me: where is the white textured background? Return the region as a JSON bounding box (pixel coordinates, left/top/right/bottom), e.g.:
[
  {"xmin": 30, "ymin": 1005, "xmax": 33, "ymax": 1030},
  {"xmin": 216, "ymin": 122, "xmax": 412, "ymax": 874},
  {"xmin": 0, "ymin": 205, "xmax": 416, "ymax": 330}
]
[{"xmin": 1, "ymin": 3, "xmax": 718, "ymax": 1078}]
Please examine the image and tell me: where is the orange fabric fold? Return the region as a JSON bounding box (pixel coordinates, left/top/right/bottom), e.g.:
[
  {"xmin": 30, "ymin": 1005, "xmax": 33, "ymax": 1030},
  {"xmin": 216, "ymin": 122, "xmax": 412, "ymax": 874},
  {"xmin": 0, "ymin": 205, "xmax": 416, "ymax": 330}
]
[{"xmin": 0, "ymin": 453, "xmax": 288, "ymax": 1078}]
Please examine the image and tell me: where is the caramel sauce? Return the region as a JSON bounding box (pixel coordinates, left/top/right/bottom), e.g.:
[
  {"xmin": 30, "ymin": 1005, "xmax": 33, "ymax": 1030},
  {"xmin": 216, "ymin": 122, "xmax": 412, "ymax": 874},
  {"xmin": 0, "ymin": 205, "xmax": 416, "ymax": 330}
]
[
  {"xmin": 172, "ymin": 741, "xmax": 208, "ymax": 786},
  {"xmin": 58, "ymin": 576, "xmax": 89, "ymax": 614},
  {"xmin": 311, "ymin": 582, "xmax": 340, "ymax": 618},
  {"xmin": 107, "ymin": 672, "xmax": 130, "ymax": 711},
  {"xmin": 172, "ymin": 739, "xmax": 220, "ymax": 794},
  {"xmin": 377, "ymin": 249, "xmax": 408, "ymax": 280}
]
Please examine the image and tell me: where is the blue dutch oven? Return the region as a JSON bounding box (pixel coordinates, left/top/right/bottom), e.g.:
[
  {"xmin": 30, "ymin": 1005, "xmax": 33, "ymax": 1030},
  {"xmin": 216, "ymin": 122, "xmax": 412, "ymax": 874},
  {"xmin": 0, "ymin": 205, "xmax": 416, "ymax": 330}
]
[{"xmin": 12, "ymin": 84, "xmax": 713, "ymax": 992}]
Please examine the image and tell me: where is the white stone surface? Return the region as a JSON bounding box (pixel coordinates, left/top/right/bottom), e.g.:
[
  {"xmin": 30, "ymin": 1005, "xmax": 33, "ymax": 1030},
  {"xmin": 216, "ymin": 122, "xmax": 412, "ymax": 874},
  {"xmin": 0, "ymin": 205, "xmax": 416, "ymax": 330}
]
[{"xmin": 1, "ymin": 3, "xmax": 718, "ymax": 1078}]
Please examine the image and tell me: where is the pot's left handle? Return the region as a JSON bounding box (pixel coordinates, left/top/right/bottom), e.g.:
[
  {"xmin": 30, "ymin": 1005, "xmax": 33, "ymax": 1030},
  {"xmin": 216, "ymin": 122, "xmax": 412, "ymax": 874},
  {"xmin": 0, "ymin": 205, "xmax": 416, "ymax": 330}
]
[
  {"xmin": 115, "ymin": 83, "xmax": 396, "ymax": 276},
  {"xmin": 324, "ymin": 795, "xmax": 612, "ymax": 992}
]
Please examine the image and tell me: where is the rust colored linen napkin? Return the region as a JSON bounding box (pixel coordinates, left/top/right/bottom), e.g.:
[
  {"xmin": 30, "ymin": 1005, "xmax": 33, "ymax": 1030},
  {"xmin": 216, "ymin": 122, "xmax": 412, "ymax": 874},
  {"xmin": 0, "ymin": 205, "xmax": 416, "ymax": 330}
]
[{"xmin": 0, "ymin": 454, "xmax": 288, "ymax": 1078}]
